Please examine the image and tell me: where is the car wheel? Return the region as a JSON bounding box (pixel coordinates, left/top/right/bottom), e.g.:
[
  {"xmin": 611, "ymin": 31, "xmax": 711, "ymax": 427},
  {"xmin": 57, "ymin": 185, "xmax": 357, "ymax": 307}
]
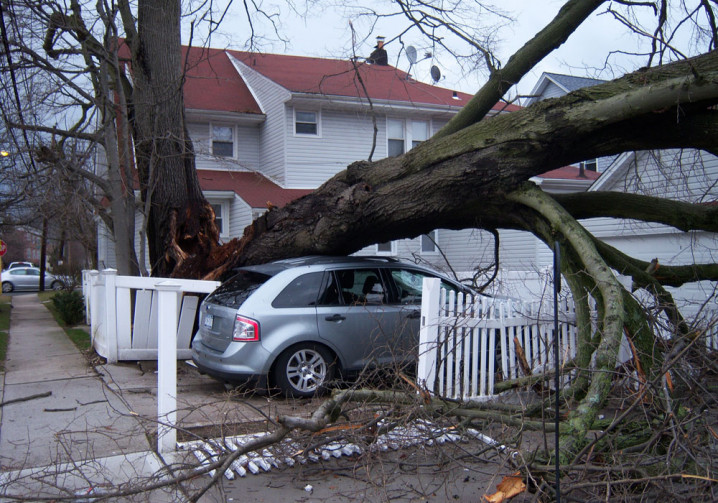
[
  {"xmin": 273, "ymin": 344, "xmax": 335, "ymax": 398},
  {"xmin": 51, "ymin": 281, "xmax": 64, "ymax": 291},
  {"xmin": 2, "ymin": 282, "xmax": 13, "ymax": 293}
]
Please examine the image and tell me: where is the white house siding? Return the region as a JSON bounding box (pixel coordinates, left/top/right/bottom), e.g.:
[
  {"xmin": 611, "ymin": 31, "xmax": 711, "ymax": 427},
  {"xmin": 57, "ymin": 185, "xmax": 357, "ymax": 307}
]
[
  {"xmin": 432, "ymin": 120, "xmax": 448, "ymax": 135},
  {"xmin": 495, "ymin": 229, "xmax": 542, "ymax": 270},
  {"xmin": 187, "ymin": 122, "xmax": 210, "ymax": 159},
  {"xmin": 537, "ymin": 81, "xmax": 566, "ymax": 100},
  {"xmin": 97, "ymin": 222, "xmax": 115, "ymax": 270},
  {"xmin": 228, "ymin": 196, "xmax": 253, "ymax": 239},
  {"xmin": 285, "ymin": 107, "xmax": 380, "ymax": 188},
  {"xmin": 229, "ymin": 56, "xmax": 291, "ymax": 184},
  {"xmin": 97, "ymin": 212, "xmax": 151, "ymax": 273},
  {"xmin": 188, "ymin": 122, "xmax": 261, "ymax": 172},
  {"xmin": 602, "ymin": 150, "xmax": 718, "ymax": 202},
  {"xmin": 432, "ymin": 228, "xmax": 497, "ymax": 274}
]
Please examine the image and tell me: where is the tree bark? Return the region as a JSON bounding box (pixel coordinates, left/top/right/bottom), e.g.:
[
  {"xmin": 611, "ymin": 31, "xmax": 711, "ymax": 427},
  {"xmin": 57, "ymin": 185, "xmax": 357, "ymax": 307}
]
[
  {"xmin": 555, "ymin": 191, "xmax": 718, "ymax": 233},
  {"xmin": 122, "ymin": 0, "xmax": 218, "ymax": 276},
  {"xmin": 508, "ymin": 184, "xmax": 626, "ymax": 459}
]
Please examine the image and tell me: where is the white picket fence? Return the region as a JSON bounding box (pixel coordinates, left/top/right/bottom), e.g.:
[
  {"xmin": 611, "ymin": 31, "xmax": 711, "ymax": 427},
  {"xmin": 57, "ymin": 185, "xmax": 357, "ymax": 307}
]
[
  {"xmin": 417, "ymin": 278, "xmax": 579, "ymax": 401},
  {"xmin": 82, "ymin": 269, "xmax": 220, "ymax": 363}
]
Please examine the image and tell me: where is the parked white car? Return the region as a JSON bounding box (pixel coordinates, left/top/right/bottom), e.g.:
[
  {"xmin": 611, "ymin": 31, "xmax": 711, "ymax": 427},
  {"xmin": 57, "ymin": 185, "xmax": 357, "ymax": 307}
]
[
  {"xmin": 8, "ymin": 261, "xmax": 34, "ymax": 269},
  {"xmin": 1, "ymin": 267, "xmax": 64, "ymax": 292}
]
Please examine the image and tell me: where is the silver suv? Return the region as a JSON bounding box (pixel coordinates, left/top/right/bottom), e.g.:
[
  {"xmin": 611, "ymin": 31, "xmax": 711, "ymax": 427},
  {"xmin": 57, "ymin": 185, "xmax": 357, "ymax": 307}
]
[{"xmin": 191, "ymin": 256, "xmax": 469, "ymax": 397}]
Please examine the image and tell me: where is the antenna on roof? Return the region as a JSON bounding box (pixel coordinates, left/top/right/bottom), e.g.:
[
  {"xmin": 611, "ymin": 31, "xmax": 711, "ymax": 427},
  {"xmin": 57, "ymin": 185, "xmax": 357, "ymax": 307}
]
[
  {"xmin": 430, "ymin": 65, "xmax": 441, "ymax": 83},
  {"xmin": 404, "ymin": 45, "xmax": 436, "ymax": 82},
  {"xmin": 406, "ymin": 46, "xmax": 417, "ymax": 64}
]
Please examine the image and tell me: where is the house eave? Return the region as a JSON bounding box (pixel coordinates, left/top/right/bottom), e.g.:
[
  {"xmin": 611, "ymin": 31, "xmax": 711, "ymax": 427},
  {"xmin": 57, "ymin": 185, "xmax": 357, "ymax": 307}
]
[
  {"xmin": 531, "ymin": 176, "xmax": 596, "ymax": 193},
  {"xmin": 202, "ymin": 190, "xmax": 237, "ymax": 199},
  {"xmin": 186, "ymin": 109, "xmax": 266, "ymax": 124},
  {"xmin": 286, "ymin": 93, "xmax": 465, "ymax": 117}
]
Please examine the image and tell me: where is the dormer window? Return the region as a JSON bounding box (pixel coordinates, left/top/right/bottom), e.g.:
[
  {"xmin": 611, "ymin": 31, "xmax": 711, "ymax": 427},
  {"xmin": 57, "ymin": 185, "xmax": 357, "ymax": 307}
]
[
  {"xmin": 295, "ymin": 110, "xmax": 319, "ymax": 135},
  {"xmin": 212, "ymin": 125, "xmax": 234, "ymax": 157},
  {"xmin": 581, "ymin": 159, "xmax": 598, "ymax": 171}
]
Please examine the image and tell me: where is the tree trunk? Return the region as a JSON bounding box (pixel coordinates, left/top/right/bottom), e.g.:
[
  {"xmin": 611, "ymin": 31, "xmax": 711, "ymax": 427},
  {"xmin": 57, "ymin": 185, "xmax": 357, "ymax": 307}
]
[{"xmin": 125, "ymin": 0, "xmax": 217, "ymax": 277}]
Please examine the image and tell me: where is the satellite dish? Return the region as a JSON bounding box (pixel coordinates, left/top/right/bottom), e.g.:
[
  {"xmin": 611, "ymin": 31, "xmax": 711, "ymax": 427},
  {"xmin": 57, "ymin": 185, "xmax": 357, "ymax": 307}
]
[
  {"xmin": 430, "ymin": 65, "xmax": 441, "ymax": 83},
  {"xmin": 406, "ymin": 46, "xmax": 418, "ymax": 64}
]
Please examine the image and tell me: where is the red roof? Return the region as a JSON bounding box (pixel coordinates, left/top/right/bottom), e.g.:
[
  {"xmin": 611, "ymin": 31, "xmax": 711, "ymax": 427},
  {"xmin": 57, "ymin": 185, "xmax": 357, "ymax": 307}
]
[
  {"xmin": 118, "ymin": 41, "xmax": 519, "ymax": 115},
  {"xmin": 183, "ymin": 47, "xmax": 262, "ymax": 114},
  {"xmin": 197, "ymin": 170, "xmax": 312, "ymax": 208},
  {"xmin": 538, "ymin": 166, "xmax": 601, "ymax": 180},
  {"xmin": 181, "ymin": 46, "xmax": 520, "ymax": 113}
]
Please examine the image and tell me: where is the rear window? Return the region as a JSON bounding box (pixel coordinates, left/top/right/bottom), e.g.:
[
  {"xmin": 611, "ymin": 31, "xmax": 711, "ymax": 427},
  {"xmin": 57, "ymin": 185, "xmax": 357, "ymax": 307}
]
[
  {"xmin": 207, "ymin": 270, "xmax": 271, "ymax": 308},
  {"xmin": 272, "ymin": 272, "xmax": 324, "ymax": 308}
]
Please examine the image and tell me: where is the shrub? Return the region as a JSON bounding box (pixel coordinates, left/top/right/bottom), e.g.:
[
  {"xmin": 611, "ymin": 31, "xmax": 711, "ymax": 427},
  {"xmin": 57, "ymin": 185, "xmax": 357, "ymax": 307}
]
[
  {"xmin": 50, "ymin": 263, "xmax": 83, "ymax": 291},
  {"xmin": 51, "ymin": 290, "xmax": 86, "ymax": 326}
]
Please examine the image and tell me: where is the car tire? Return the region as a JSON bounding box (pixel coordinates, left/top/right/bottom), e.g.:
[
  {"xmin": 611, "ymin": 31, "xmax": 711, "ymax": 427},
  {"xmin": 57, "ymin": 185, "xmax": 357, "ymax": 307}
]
[
  {"xmin": 273, "ymin": 344, "xmax": 335, "ymax": 398},
  {"xmin": 2, "ymin": 282, "xmax": 13, "ymax": 293},
  {"xmin": 51, "ymin": 281, "xmax": 64, "ymax": 291}
]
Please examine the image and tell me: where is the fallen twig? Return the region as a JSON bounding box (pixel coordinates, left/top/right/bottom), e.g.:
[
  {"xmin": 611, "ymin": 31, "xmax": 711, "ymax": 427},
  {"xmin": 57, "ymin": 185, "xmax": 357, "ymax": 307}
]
[{"xmin": 0, "ymin": 391, "xmax": 52, "ymax": 407}]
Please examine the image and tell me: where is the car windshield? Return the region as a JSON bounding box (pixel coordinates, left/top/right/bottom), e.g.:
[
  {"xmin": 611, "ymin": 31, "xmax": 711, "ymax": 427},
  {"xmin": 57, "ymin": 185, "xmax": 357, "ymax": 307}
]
[{"xmin": 208, "ymin": 270, "xmax": 271, "ymax": 308}]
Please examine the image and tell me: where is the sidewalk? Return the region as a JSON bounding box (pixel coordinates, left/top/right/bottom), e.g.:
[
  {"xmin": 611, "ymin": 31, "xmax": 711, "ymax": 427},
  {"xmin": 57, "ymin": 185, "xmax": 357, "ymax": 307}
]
[
  {"xmin": 0, "ymin": 294, "xmax": 507, "ymax": 502},
  {"xmin": 0, "ymin": 294, "xmax": 237, "ymax": 501}
]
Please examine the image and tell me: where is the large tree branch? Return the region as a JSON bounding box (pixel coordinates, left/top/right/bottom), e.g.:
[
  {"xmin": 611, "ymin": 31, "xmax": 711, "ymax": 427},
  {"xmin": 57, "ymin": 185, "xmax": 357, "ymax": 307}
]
[
  {"xmin": 594, "ymin": 238, "xmax": 718, "ymax": 287},
  {"xmin": 179, "ymin": 50, "xmax": 718, "ymax": 279},
  {"xmin": 556, "ymin": 191, "xmax": 718, "ymax": 233},
  {"xmin": 435, "ymin": 0, "xmax": 607, "ymax": 138}
]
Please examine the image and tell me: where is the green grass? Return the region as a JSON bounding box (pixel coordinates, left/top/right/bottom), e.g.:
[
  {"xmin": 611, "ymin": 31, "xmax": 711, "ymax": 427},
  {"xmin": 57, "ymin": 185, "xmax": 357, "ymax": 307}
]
[
  {"xmin": 39, "ymin": 291, "xmax": 91, "ymax": 352},
  {"xmin": 0, "ymin": 295, "xmax": 10, "ymax": 372}
]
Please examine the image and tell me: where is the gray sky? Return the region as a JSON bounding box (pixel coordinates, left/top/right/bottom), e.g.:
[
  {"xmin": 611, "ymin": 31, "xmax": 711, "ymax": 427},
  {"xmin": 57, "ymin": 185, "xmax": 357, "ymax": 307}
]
[{"xmin": 184, "ymin": 1, "xmax": 702, "ymax": 100}]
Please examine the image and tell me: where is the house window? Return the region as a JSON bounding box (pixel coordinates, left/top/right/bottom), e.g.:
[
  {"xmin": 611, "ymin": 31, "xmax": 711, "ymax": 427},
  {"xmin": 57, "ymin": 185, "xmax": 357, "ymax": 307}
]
[
  {"xmin": 210, "ymin": 202, "xmax": 228, "ymax": 238},
  {"xmin": 581, "ymin": 159, "xmax": 598, "ymax": 172},
  {"xmin": 376, "ymin": 241, "xmax": 394, "ymax": 254},
  {"xmin": 411, "ymin": 120, "xmax": 429, "ymax": 148},
  {"xmin": 387, "ymin": 119, "xmax": 405, "ymax": 157},
  {"xmin": 421, "ymin": 230, "xmax": 438, "ymax": 253},
  {"xmin": 387, "ymin": 119, "xmax": 430, "ymax": 157},
  {"xmin": 295, "ymin": 111, "xmax": 318, "ymax": 135},
  {"xmin": 212, "ymin": 125, "xmax": 234, "ymax": 157}
]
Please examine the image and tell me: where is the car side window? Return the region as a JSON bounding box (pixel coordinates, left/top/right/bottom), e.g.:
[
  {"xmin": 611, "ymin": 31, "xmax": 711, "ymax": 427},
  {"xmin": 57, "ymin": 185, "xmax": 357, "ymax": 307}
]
[
  {"xmin": 317, "ymin": 272, "xmax": 342, "ymax": 306},
  {"xmin": 389, "ymin": 269, "xmax": 460, "ymax": 305},
  {"xmin": 317, "ymin": 268, "xmax": 387, "ymax": 306},
  {"xmin": 272, "ymin": 272, "xmax": 324, "ymax": 308}
]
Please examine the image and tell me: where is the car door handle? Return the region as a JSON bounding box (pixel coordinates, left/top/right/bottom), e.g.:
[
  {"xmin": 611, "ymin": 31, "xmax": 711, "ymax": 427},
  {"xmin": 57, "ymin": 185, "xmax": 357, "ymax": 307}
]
[
  {"xmin": 405, "ymin": 311, "xmax": 420, "ymax": 319},
  {"xmin": 325, "ymin": 314, "xmax": 346, "ymax": 322}
]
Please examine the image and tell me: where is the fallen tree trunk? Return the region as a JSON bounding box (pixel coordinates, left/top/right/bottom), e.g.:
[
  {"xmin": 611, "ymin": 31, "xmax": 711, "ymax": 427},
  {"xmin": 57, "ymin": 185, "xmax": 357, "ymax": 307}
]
[{"xmin": 174, "ymin": 50, "xmax": 718, "ymax": 280}]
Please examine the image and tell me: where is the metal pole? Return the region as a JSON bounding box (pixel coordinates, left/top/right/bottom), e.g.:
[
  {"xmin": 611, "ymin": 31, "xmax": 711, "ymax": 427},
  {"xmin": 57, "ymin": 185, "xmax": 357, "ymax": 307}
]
[{"xmin": 553, "ymin": 240, "xmax": 561, "ymax": 502}]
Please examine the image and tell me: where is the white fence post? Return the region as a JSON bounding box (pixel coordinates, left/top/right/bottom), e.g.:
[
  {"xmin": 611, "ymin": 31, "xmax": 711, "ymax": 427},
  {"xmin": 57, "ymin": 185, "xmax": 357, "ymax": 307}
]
[
  {"xmin": 87, "ymin": 270, "xmax": 100, "ymax": 346},
  {"xmin": 101, "ymin": 269, "xmax": 118, "ymax": 364},
  {"xmin": 156, "ymin": 281, "xmax": 181, "ymax": 454},
  {"xmin": 418, "ymin": 278, "xmax": 441, "ymax": 394}
]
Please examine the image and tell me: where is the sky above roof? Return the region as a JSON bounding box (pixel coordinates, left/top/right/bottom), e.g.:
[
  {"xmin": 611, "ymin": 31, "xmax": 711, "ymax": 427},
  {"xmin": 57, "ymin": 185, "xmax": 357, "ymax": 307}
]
[{"xmin": 182, "ymin": 1, "xmax": 702, "ymax": 100}]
